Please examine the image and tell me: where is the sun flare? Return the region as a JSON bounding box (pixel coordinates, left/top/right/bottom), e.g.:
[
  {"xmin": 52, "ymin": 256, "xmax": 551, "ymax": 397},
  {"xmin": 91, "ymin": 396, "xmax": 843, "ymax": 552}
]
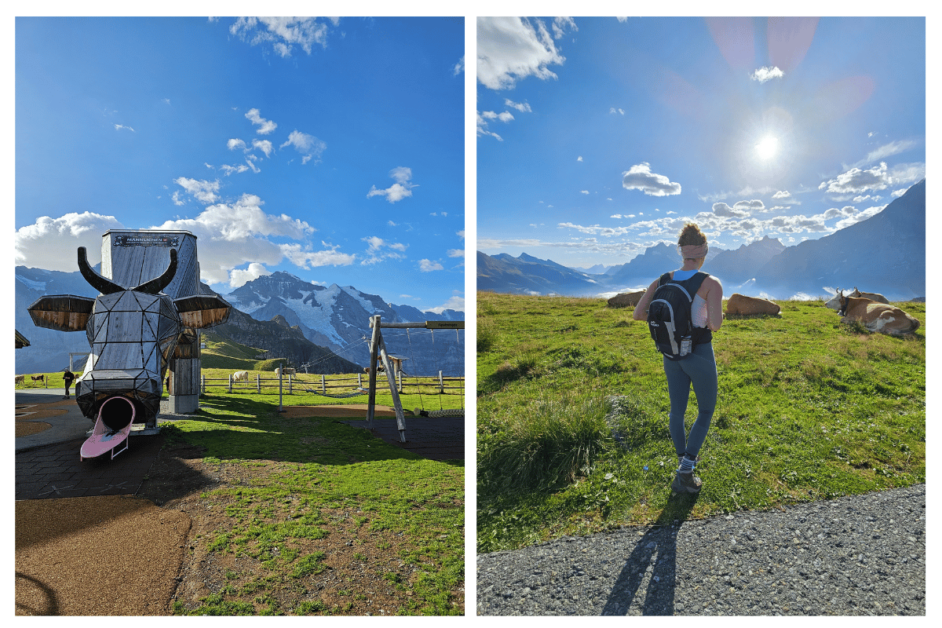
[{"xmin": 756, "ymin": 135, "xmax": 780, "ymax": 160}]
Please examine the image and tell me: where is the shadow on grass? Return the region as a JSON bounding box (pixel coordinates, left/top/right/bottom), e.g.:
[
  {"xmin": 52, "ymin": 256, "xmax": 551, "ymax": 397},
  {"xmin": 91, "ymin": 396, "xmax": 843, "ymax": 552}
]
[
  {"xmin": 160, "ymin": 395, "xmax": 429, "ymax": 467},
  {"xmin": 600, "ymin": 491, "xmax": 700, "ymax": 616}
]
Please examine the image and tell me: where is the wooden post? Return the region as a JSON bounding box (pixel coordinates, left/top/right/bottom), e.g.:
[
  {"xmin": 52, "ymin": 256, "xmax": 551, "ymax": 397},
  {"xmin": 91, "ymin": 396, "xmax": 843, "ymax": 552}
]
[
  {"xmin": 378, "ymin": 334, "xmax": 407, "ymax": 442},
  {"xmin": 256, "ymin": 373, "xmax": 260, "ymax": 393},
  {"xmin": 439, "ymin": 370, "xmax": 444, "ymax": 394},
  {"xmin": 228, "ymin": 373, "xmax": 232, "ymax": 393},
  {"xmin": 366, "ymin": 315, "xmax": 381, "ymax": 429},
  {"xmin": 358, "ymin": 372, "xmax": 362, "ymax": 389},
  {"xmin": 397, "ymin": 368, "xmax": 402, "ymax": 394},
  {"xmin": 201, "ymin": 373, "xmax": 205, "ymax": 394},
  {"xmin": 288, "ymin": 373, "xmax": 292, "ymax": 395},
  {"xmin": 321, "ymin": 374, "xmax": 326, "ymax": 394},
  {"xmin": 278, "ymin": 368, "xmax": 283, "ymax": 412}
]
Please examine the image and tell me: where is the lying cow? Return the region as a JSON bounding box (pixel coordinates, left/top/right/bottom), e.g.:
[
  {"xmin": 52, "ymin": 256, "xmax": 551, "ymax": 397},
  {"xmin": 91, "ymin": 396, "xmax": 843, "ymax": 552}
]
[
  {"xmin": 232, "ymin": 370, "xmax": 249, "ymax": 382},
  {"xmin": 836, "ymin": 291, "xmax": 919, "ymax": 336},
  {"xmin": 850, "ymin": 286, "xmax": 889, "ymax": 304},
  {"xmin": 607, "ymin": 290, "xmax": 646, "ymax": 308},
  {"xmin": 726, "ymin": 293, "xmax": 781, "ymax": 316},
  {"xmin": 28, "ymin": 247, "xmax": 230, "ymax": 428}
]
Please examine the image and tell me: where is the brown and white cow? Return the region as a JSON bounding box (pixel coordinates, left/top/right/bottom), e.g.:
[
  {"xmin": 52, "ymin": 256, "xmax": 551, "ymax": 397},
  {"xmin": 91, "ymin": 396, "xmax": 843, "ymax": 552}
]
[
  {"xmin": 836, "ymin": 291, "xmax": 919, "ymax": 336},
  {"xmin": 607, "ymin": 290, "xmax": 646, "ymax": 308},
  {"xmin": 850, "ymin": 287, "xmax": 889, "ymax": 304},
  {"xmin": 726, "ymin": 293, "xmax": 781, "ymax": 316}
]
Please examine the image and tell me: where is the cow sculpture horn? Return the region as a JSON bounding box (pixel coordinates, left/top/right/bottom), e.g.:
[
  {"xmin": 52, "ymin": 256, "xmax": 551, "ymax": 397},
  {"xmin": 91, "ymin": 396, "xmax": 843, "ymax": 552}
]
[
  {"xmin": 77, "ymin": 247, "xmax": 124, "ymax": 295},
  {"xmin": 133, "ymin": 248, "xmax": 178, "ymax": 295}
]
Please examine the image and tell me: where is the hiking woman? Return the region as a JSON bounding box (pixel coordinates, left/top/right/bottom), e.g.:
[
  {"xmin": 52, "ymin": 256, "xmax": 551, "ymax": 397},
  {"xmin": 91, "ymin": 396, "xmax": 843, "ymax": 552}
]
[{"xmin": 632, "ymin": 223, "xmax": 723, "ymax": 493}]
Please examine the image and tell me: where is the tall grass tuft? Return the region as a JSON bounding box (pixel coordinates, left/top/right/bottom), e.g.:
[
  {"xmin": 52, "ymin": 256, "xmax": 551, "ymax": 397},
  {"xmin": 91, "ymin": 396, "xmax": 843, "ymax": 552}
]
[{"xmin": 479, "ymin": 394, "xmax": 612, "ymax": 492}]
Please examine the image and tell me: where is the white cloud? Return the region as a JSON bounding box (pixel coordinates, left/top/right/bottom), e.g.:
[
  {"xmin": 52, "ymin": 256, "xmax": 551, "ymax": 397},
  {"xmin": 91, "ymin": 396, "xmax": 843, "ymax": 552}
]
[
  {"xmin": 419, "ymin": 259, "xmax": 444, "ymax": 272},
  {"xmin": 558, "ymin": 222, "xmax": 632, "ymax": 236},
  {"xmin": 457, "ymin": 230, "xmax": 465, "ymax": 240},
  {"xmin": 504, "ymin": 98, "xmax": 532, "ymax": 112},
  {"xmin": 230, "ymin": 17, "xmax": 332, "ymax": 57},
  {"xmin": 609, "ymin": 107, "xmax": 625, "ymax": 115},
  {"xmin": 279, "ymin": 130, "xmax": 326, "ymax": 164},
  {"xmin": 387, "ymin": 220, "xmax": 398, "ymax": 227},
  {"xmin": 453, "ymin": 56, "xmax": 464, "ymax": 75},
  {"xmin": 819, "ymin": 162, "xmax": 896, "ymax": 195},
  {"xmin": 616, "ymin": 17, "xmax": 628, "ymax": 23},
  {"xmin": 367, "ymin": 167, "xmax": 416, "ymax": 203},
  {"xmin": 252, "ymin": 139, "xmax": 274, "ymax": 157},
  {"xmin": 834, "ymin": 205, "xmax": 887, "ymax": 229},
  {"xmin": 477, "ymin": 17, "xmax": 571, "ymax": 90},
  {"xmin": 245, "ymin": 108, "xmax": 277, "ymax": 135},
  {"xmin": 171, "ymin": 191, "xmax": 186, "ymax": 206},
  {"xmin": 114, "ymin": 124, "xmax": 135, "ymax": 132},
  {"xmin": 15, "ymin": 212, "xmax": 124, "ymax": 271},
  {"xmin": 477, "ymin": 111, "xmax": 504, "ymax": 141},
  {"xmin": 360, "ymin": 236, "xmax": 407, "ymax": 265},
  {"xmin": 281, "ymin": 243, "xmax": 355, "ymax": 270},
  {"xmin": 229, "ymin": 262, "xmax": 272, "ymax": 288},
  {"xmin": 857, "ymin": 139, "xmax": 920, "ymax": 166},
  {"xmin": 577, "ymin": 156, "xmax": 583, "ymax": 162},
  {"xmin": 712, "ymin": 202, "xmax": 749, "ymax": 218},
  {"xmin": 220, "ymin": 163, "xmax": 250, "ymax": 176},
  {"xmin": 891, "ymin": 188, "xmax": 907, "ymax": 198},
  {"xmin": 580, "ymin": 190, "xmax": 589, "ymax": 195},
  {"xmin": 772, "ymin": 190, "xmax": 790, "ymax": 199},
  {"xmin": 622, "ymin": 163, "xmax": 682, "ymax": 196},
  {"xmin": 750, "ymin": 66, "xmax": 784, "ymax": 83},
  {"xmin": 447, "ymin": 249, "xmax": 464, "ymax": 258},
  {"xmin": 204, "ymin": 163, "xmax": 214, "ymax": 169},
  {"xmin": 174, "ymin": 177, "xmax": 220, "ymax": 204},
  {"xmin": 227, "ymin": 138, "xmax": 246, "ymax": 151},
  {"xmin": 245, "ymin": 159, "xmax": 261, "ymax": 174},
  {"xmin": 427, "ymin": 295, "xmax": 465, "ymax": 314}
]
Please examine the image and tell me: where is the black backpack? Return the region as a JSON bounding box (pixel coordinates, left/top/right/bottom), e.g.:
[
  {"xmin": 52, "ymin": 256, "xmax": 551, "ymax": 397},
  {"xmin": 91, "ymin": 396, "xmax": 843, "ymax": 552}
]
[{"xmin": 647, "ymin": 271, "xmax": 711, "ymax": 360}]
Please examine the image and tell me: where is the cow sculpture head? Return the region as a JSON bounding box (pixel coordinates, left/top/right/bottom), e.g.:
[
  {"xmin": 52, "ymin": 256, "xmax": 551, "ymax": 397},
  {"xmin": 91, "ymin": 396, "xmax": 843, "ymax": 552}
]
[{"xmin": 28, "ymin": 246, "xmax": 230, "ymax": 429}]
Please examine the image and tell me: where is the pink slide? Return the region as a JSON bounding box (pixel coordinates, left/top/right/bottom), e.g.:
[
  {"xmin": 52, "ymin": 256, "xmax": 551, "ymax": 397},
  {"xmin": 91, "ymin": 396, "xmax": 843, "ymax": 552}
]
[{"xmin": 80, "ymin": 397, "xmax": 135, "ymax": 461}]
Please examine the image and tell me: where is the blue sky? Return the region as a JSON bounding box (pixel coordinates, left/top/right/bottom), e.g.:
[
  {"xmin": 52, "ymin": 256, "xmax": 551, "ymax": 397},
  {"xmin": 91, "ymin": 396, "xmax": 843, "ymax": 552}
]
[
  {"xmin": 15, "ymin": 17, "xmax": 465, "ymax": 312},
  {"xmin": 477, "ymin": 17, "xmax": 926, "ymax": 269}
]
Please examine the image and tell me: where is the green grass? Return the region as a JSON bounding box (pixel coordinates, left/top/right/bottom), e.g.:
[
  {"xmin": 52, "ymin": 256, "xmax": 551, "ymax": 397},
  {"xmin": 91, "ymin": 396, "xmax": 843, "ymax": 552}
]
[
  {"xmin": 163, "ymin": 395, "xmax": 463, "ymax": 615},
  {"xmin": 477, "ymin": 292, "xmax": 925, "ymax": 553}
]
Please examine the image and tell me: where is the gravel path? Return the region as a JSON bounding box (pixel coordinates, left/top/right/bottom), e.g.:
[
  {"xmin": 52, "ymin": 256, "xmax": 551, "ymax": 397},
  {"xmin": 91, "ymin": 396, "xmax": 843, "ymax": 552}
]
[{"xmin": 477, "ymin": 484, "xmax": 925, "ymax": 616}]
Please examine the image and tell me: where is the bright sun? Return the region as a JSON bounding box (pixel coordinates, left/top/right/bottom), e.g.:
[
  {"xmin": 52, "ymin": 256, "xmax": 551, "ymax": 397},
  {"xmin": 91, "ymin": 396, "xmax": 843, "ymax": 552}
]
[{"xmin": 756, "ymin": 135, "xmax": 780, "ymax": 160}]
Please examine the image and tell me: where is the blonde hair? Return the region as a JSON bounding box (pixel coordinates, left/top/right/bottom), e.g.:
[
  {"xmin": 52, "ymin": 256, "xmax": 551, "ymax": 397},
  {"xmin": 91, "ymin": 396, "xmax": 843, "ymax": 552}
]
[{"xmin": 678, "ymin": 223, "xmax": 707, "ymax": 247}]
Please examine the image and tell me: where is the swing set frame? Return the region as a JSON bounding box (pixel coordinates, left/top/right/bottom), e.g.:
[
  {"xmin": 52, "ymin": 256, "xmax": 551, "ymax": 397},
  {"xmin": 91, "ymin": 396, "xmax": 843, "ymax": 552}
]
[{"xmin": 366, "ymin": 315, "xmax": 464, "ymax": 442}]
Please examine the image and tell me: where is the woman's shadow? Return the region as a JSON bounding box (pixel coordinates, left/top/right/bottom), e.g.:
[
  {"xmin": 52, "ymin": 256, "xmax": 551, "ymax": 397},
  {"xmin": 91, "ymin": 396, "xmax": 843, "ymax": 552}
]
[{"xmin": 600, "ymin": 491, "xmax": 699, "ymax": 615}]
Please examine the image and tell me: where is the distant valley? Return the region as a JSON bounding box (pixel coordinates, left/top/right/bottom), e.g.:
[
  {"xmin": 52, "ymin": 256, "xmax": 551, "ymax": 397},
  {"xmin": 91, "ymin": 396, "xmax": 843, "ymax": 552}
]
[{"xmin": 479, "ymin": 179, "xmax": 925, "ymax": 302}]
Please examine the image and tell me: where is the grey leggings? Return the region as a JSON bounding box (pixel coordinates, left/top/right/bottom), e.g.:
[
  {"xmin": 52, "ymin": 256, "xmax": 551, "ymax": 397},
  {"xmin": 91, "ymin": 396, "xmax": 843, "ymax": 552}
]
[{"xmin": 663, "ymin": 342, "xmax": 717, "ymax": 458}]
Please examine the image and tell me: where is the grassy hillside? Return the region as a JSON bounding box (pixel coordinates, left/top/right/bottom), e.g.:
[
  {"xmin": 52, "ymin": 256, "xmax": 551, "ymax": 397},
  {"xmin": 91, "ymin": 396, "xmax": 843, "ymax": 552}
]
[
  {"xmin": 201, "ymin": 332, "xmax": 272, "ymax": 370},
  {"xmin": 477, "ymin": 292, "xmax": 925, "ymax": 553}
]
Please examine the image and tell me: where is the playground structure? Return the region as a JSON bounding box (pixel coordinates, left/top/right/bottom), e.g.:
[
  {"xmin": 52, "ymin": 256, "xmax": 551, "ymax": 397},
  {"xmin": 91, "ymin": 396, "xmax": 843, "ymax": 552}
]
[
  {"xmin": 28, "ymin": 230, "xmax": 230, "ymax": 460},
  {"xmin": 365, "ymin": 316, "xmax": 465, "ymax": 442}
]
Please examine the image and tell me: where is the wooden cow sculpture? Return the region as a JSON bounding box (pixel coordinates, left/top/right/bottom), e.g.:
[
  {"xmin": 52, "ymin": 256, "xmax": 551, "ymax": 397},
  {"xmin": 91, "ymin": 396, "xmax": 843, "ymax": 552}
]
[
  {"xmin": 726, "ymin": 293, "xmax": 781, "ymax": 316},
  {"xmin": 607, "ymin": 290, "xmax": 646, "ymax": 308},
  {"xmin": 836, "ymin": 290, "xmax": 919, "ymax": 336},
  {"xmin": 28, "ymin": 247, "xmax": 230, "ymax": 429}
]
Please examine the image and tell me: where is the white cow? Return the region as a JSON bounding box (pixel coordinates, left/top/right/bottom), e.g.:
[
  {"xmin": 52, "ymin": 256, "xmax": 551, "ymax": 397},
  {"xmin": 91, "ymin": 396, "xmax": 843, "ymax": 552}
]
[{"xmin": 232, "ymin": 370, "xmax": 249, "ymax": 382}]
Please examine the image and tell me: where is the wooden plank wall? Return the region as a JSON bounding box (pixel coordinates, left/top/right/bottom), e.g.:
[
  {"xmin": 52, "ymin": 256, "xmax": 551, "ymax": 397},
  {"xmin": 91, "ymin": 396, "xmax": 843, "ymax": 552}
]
[{"xmin": 102, "ymin": 231, "xmax": 198, "ymax": 298}]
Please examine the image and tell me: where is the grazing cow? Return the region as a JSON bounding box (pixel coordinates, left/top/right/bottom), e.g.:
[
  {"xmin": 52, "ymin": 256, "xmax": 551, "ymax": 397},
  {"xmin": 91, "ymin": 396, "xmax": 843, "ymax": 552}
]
[
  {"xmin": 15, "ymin": 375, "xmax": 25, "ymax": 384},
  {"xmin": 28, "ymin": 247, "xmax": 230, "ymax": 428},
  {"xmin": 837, "ymin": 291, "xmax": 919, "ymax": 336},
  {"xmin": 607, "ymin": 290, "xmax": 646, "ymax": 308},
  {"xmin": 726, "ymin": 293, "xmax": 781, "ymax": 316},
  {"xmin": 31, "ymin": 375, "xmax": 45, "ymax": 382},
  {"xmin": 363, "ymin": 366, "xmax": 385, "ymax": 373},
  {"xmin": 850, "ymin": 287, "xmax": 889, "ymax": 304},
  {"xmin": 232, "ymin": 370, "xmax": 249, "ymax": 382}
]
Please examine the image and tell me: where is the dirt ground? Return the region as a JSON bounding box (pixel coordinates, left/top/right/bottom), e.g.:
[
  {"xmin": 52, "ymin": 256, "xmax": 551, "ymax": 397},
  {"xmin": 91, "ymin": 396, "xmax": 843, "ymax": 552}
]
[{"xmin": 15, "ymin": 404, "xmax": 463, "ymax": 616}]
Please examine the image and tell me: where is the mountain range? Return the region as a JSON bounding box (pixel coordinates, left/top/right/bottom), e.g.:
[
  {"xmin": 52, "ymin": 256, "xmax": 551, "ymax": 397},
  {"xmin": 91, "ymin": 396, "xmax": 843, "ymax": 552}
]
[
  {"xmin": 15, "ymin": 268, "xmax": 464, "ymax": 376},
  {"xmin": 479, "ymin": 179, "xmax": 925, "ymax": 301}
]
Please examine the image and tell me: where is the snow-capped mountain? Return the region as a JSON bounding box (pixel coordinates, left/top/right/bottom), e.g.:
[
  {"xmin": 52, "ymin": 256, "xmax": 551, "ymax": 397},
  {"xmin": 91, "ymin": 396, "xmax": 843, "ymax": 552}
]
[{"xmin": 223, "ymin": 272, "xmax": 465, "ymax": 376}]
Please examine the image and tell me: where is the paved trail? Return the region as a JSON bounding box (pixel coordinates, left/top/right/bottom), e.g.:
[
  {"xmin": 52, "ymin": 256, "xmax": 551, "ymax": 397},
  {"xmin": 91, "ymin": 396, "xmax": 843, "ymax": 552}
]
[{"xmin": 477, "ymin": 484, "xmax": 925, "ymax": 616}]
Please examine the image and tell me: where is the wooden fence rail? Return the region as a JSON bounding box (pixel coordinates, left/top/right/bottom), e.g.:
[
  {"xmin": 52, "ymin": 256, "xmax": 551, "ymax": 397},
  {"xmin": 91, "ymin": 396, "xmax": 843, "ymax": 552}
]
[{"xmin": 198, "ymin": 372, "xmax": 464, "ymax": 396}]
